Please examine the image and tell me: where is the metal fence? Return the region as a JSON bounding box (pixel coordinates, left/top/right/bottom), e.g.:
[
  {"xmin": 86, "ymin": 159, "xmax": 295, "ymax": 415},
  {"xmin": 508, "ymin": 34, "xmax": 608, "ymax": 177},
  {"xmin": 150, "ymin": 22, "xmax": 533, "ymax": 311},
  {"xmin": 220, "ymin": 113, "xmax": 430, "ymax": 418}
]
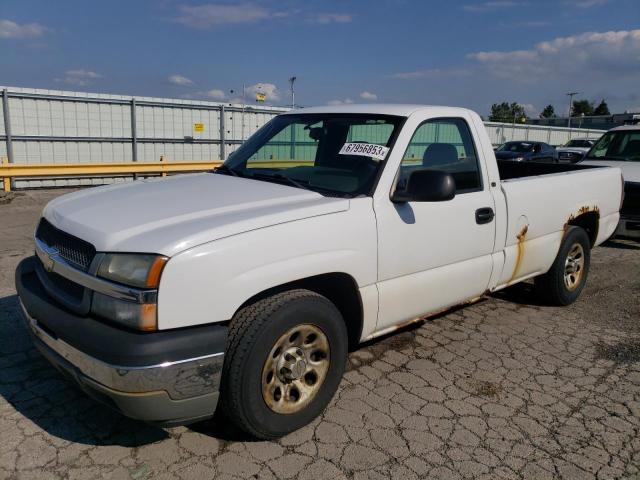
[
  {"xmin": 1, "ymin": 86, "xmax": 607, "ymax": 189},
  {"xmin": 0, "ymin": 86, "xmax": 287, "ymax": 187},
  {"xmin": 483, "ymin": 121, "xmax": 605, "ymax": 146}
]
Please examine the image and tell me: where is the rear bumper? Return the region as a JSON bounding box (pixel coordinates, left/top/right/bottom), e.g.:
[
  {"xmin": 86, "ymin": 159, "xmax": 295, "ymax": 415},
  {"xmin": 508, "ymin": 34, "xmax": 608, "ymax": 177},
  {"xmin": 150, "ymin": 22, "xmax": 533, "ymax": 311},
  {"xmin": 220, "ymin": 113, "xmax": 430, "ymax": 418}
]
[{"xmin": 15, "ymin": 257, "xmax": 227, "ymax": 426}]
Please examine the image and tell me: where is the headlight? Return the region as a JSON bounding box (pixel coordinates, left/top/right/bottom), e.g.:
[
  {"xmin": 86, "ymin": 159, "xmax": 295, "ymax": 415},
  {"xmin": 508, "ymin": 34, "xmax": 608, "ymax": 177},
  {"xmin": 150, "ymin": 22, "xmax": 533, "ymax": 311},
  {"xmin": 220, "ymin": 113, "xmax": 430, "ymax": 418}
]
[
  {"xmin": 514, "ymin": 156, "xmax": 525, "ymax": 162},
  {"xmin": 92, "ymin": 292, "xmax": 158, "ymax": 331},
  {"xmin": 92, "ymin": 253, "xmax": 168, "ymax": 331},
  {"xmin": 97, "ymin": 254, "xmax": 168, "ymax": 288}
]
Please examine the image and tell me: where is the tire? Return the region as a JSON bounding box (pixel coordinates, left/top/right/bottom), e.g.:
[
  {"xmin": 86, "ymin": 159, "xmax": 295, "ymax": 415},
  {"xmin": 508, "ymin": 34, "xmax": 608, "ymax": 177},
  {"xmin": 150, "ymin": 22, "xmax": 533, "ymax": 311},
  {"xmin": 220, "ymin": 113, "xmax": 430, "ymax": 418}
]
[
  {"xmin": 220, "ymin": 289, "xmax": 348, "ymax": 439},
  {"xmin": 534, "ymin": 226, "xmax": 591, "ymax": 306}
]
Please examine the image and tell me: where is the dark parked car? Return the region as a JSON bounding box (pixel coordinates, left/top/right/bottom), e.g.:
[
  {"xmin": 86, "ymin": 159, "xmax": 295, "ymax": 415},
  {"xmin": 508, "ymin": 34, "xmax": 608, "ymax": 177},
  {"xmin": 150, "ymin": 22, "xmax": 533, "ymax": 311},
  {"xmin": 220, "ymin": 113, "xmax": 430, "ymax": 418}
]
[{"xmin": 494, "ymin": 141, "xmax": 557, "ymax": 163}]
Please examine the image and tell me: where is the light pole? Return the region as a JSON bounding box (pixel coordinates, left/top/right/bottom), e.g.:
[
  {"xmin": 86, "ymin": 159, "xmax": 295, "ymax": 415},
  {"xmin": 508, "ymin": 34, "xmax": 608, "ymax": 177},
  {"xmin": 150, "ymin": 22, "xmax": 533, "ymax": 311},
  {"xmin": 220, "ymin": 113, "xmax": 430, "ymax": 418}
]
[
  {"xmin": 289, "ymin": 76, "xmax": 297, "ymax": 109},
  {"xmin": 229, "ymin": 84, "xmax": 247, "ymax": 140},
  {"xmin": 566, "ymin": 91, "xmax": 578, "ymax": 134}
]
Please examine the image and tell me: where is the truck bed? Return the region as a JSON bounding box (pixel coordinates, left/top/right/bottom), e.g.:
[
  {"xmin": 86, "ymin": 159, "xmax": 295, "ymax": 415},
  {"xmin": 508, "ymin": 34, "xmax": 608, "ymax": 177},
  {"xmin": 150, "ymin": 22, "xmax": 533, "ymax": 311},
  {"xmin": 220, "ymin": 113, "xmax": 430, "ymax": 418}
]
[{"xmin": 497, "ymin": 159, "xmax": 602, "ymax": 181}]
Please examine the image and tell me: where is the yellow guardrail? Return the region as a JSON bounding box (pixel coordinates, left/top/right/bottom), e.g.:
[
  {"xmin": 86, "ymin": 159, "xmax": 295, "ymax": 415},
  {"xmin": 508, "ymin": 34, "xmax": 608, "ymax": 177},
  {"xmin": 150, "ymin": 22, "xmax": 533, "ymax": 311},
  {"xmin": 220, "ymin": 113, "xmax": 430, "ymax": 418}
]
[
  {"xmin": 0, "ymin": 158, "xmax": 318, "ymax": 192},
  {"xmin": 1, "ymin": 157, "xmax": 223, "ymax": 192}
]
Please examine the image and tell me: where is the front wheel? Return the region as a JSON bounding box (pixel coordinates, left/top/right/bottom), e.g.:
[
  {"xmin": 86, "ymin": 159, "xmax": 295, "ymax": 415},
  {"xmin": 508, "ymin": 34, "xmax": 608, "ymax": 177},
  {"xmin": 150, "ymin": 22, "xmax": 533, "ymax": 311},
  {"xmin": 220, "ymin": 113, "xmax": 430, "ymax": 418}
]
[
  {"xmin": 534, "ymin": 226, "xmax": 591, "ymax": 305},
  {"xmin": 220, "ymin": 289, "xmax": 347, "ymax": 439}
]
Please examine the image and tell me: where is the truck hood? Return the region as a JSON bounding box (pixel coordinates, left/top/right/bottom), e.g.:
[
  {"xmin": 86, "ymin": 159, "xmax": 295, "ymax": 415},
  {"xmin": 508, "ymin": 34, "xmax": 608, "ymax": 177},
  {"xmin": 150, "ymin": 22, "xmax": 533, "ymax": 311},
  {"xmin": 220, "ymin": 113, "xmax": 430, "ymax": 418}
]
[
  {"xmin": 557, "ymin": 147, "xmax": 590, "ymax": 154},
  {"xmin": 43, "ymin": 173, "xmax": 349, "ymax": 256},
  {"xmin": 581, "ymin": 160, "xmax": 640, "ymax": 183}
]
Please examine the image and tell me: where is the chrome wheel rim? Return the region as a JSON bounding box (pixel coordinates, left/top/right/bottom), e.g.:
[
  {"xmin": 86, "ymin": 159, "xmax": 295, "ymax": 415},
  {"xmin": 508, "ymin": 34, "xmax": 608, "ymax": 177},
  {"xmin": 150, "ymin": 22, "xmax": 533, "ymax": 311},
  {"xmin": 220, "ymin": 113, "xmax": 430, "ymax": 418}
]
[
  {"xmin": 261, "ymin": 324, "xmax": 330, "ymax": 414},
  {"xmin": 564, "ymin": 243, "xmax": 585, "ymax": 291}
]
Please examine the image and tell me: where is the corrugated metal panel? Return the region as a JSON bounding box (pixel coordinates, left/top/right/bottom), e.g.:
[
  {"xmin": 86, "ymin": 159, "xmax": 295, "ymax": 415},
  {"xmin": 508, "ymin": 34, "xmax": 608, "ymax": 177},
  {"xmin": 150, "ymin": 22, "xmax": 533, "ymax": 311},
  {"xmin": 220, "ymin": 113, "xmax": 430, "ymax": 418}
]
[{"xmin": 1, "ymin": 86, "xmax": 286, "ymax": 187}]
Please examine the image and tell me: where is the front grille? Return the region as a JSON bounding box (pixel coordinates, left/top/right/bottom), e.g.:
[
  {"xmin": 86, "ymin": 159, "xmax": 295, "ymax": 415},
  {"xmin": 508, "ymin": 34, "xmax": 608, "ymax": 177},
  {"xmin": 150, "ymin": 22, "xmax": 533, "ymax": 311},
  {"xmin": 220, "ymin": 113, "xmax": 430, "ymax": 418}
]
[
  {"xmin": 36, "ymin": 218, "xmax": 96, "ymax": 271},
  {"xmin": 559, "ymin": 152, "xmax": 582, "ymax": 162},
  {"xmin": 622, "ymin": 182, "xmax": 640, "ymax": 217},
  {"xmin": 42, "ymin": 269, "xmax": 85, "ymax": 302}
]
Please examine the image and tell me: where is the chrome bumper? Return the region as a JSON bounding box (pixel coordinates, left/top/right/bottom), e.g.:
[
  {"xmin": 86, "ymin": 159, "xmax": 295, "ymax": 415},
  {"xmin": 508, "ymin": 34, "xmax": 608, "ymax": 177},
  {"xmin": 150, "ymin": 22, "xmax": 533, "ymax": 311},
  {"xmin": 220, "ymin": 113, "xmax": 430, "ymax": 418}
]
[{"xmin": 20, "ymin": 300, "xmax": 223, "ymax": 401}]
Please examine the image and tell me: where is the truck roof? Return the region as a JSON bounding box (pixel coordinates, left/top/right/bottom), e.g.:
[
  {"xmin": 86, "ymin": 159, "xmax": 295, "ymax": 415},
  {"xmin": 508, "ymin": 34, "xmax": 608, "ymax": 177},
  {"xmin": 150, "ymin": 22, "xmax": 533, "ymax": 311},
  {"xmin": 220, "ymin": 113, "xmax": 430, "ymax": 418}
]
[
  {"xmin": 280, "ymin": 104, "xmax": 475, "ymax": 117},
  {"xmin": 609, "ymin": 124, "xmax": 640, "ymax": 132}
]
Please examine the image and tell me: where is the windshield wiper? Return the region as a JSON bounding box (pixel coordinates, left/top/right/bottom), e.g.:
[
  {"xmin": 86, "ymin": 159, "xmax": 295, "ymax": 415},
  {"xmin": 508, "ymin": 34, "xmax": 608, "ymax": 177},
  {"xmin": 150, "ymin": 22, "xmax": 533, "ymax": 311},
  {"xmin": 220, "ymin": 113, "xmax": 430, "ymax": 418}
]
[
  {"xmin": 213, "ymin": 164, "xmax": 241, "ymax": 176},
  {"xmin": 248, "ymin": 172, "xmax": 310, "ymax": 191}
]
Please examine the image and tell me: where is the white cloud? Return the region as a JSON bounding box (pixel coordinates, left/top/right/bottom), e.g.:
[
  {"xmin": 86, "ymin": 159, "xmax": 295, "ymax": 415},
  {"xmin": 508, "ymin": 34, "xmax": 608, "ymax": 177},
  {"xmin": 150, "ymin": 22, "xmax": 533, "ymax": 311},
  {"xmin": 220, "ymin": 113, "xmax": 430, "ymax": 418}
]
[
  {"xmin": 468, "ymin": 29, "xmax": 640, "ymax": 80},
  {"xmin": 315, "ymin": 13, "xmax": 353, "ymax": 24},
  {"xmin": 521, "ymin": 103, "xmax": 538, "ymax": 116},
  {"xmin": 0, "ymin": 19, "xmax": 46, "ymax": 39},
  {"xmin": 206, "ymin": 89, "xmax": 225, "ymax": 100},
  {"xmin": 563, "ymin": 0, "xmax": 610, "ymax": 7},
  {"xmin": 462, "ymin": 1, "xmax": 523, "ymax": 12},
  {"xmin": 246, "ymin": 83, "xmax": 281, "ymax": 102},
  {"xmin": 57, "ymin": 69, "xmax": 102, "ymax": 86},
  {"xmin": 360, "ymin": 91, "xmax": 378, "ymax": 101},
  {"xmin": 168, "ymin": 74, "xmax": 194, "ymax": 86},
  {"xmin": 391, "ymin": 68, "xmax": 443, "ymax": 80},
  {"xmin": 327, "ymin": 98, "xmax": 354, "ymax": 106},
  {"xmin": 174, "ymin": 4, "xmax": 353, "ymax": 28},
  {"xmin": 175, "ymin": 3, "xmax": 273, "ymax": 28}
]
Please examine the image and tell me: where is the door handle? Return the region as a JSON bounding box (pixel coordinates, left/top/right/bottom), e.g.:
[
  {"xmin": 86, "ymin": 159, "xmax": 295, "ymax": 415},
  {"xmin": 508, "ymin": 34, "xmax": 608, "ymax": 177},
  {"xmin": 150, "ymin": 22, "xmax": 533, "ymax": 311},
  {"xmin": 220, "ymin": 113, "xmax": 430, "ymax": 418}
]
[{"xmin": 475, "ymin": 207, "xmax": 494, "ymax": 224}]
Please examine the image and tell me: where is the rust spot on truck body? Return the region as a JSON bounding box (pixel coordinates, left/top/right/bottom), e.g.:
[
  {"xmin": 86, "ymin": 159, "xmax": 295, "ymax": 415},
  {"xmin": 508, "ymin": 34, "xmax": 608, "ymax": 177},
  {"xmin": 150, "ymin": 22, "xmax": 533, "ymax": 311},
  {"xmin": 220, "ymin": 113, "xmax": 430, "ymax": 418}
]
[
  {"xmin": 565, "ymin": 205, "xmax": 600, "ymax": 231},
  {"xmin": 508, "ymin": 224, "xmax": 528, "ymax": 285}
]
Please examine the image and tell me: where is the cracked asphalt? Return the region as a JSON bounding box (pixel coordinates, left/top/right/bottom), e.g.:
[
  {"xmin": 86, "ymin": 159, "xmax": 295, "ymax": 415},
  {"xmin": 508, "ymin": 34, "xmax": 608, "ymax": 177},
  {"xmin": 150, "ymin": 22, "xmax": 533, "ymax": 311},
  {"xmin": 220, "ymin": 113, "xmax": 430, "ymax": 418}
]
[{"xmin": 1, "ymin": 189, "xmax": 640, "ymax": 480}]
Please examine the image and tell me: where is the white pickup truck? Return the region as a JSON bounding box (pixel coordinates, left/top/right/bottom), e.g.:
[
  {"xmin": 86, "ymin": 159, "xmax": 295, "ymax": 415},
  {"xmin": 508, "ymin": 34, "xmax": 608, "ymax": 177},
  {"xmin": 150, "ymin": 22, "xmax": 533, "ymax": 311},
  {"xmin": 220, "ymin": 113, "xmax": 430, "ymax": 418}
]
[{"xmin": 16, "ymin": 105, "xmax": 623, "ymax": 439}]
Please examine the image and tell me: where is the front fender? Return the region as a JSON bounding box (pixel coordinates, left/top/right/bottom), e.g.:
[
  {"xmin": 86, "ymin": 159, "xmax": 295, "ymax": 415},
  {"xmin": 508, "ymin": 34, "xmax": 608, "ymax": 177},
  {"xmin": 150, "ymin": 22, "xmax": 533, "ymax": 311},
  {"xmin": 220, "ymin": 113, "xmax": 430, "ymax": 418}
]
[{"xmin": 156, "ymin": 199, "xmax": 377, "ymax": 330}]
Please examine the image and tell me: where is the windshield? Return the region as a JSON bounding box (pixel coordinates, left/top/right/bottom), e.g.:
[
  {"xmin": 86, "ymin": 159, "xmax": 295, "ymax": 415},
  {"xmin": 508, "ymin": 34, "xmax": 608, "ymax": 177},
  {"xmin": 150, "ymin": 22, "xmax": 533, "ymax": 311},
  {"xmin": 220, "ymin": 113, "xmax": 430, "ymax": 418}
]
[
  {"xmin": 585, "ymin": 130, "xmax": 640, "ymax": 161},
  {"xmin": 497, "ymin": 142, "xmax": 533, "ymax": 153},
  {"xmin": 221, "ymin": 113, "xmax": 404, "ymax": 197},
  {"xmin": 564, "ymin": 139, "xmax": 592, "ymax": 148}
]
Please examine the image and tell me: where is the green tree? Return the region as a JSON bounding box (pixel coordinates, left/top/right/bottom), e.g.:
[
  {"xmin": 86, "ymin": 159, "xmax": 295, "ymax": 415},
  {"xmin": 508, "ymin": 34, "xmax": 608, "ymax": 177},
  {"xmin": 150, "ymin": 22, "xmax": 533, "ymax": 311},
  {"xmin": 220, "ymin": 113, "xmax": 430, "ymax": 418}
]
[
  {"xmin": 593, "ymin": 99, "xmax": 610, "ymax": 116},
  {"xmin": 540, "ymin": 105, "xmax": 556, "ymax": 118},
  {"xmin": 572, "ymin": 99, "xmax": 594, "ymax": 117},
  {"xmin": 489, "ymin": 102, "xmax": 528, "ymax": 123}
]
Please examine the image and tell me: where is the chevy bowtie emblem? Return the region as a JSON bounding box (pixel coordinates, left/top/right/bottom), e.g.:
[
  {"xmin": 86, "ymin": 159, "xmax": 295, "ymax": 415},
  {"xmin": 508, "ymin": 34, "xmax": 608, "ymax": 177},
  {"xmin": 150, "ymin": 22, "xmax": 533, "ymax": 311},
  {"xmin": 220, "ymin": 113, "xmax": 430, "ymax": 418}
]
[{"xmin": 43, "ymin": 248, "xmax": 58, "ymax": 272}]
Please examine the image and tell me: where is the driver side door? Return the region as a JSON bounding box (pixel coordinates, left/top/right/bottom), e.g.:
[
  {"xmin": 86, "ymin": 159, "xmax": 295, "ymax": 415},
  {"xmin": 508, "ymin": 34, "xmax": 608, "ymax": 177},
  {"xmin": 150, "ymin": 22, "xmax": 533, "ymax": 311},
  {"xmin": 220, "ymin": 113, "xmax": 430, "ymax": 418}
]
[{"xmin": 374, "ymin": 116, "xmax": 496, "ymax": 330}]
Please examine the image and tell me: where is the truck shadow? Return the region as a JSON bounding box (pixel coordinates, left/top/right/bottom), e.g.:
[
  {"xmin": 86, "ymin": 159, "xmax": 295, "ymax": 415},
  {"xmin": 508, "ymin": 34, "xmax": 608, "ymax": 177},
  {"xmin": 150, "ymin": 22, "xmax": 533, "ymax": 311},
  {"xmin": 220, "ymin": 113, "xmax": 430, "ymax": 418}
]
[
  {"xmin": 0, "ymin": 294, "xmax": 168, "ymax": 447},
  {"xmin": 489, "ymin": 282, "xmax": 548, "ymax": 306},
  {"xmin": 602, "ymin": 238, "xmax": 640, "ymax": 250}
]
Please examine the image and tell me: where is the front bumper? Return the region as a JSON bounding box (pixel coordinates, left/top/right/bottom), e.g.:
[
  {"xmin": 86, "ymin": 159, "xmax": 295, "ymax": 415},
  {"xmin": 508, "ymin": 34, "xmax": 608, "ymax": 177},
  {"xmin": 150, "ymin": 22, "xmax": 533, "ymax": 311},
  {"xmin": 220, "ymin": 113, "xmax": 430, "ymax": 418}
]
[
  {"xmin": 15, "ymin": 257, "xmax": 227, "ymax": 426},
  {"xmin": 616, "ymin": 214, "xmax": 640, "ymax": 239},
  {"xmin": 617, "ymin": 182, "xmax": 640, "ymax": 239}
]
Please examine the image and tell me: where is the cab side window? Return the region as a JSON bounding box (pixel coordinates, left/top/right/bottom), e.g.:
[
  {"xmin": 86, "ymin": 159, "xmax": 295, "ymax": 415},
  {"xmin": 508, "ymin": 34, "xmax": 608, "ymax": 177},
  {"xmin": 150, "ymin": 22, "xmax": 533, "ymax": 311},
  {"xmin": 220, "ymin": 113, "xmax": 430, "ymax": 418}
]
[{"xmin": 398, "ymin": 118, "xmax": 482, "ymax": 193}]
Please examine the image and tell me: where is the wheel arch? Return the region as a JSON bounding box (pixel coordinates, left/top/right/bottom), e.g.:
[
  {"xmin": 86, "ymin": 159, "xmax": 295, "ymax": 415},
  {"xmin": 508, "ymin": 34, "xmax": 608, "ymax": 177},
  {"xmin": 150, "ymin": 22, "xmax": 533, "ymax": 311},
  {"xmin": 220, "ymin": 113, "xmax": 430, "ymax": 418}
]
[
  {"xmin": 235, "ymin": 272, "xmax": 364, "ymax": 349},
  {"xmin": 566, "ymin": 211, "xmax": 599, "ymax": 247}
]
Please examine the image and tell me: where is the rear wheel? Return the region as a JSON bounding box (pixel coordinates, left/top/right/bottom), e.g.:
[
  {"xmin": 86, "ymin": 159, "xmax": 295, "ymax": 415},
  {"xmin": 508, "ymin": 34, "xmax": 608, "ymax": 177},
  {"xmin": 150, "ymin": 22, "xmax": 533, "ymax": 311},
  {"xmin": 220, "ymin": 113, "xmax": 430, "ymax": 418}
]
[
  {"xmin": 534, "ymin": 226, "xmax": 591, "ymax": 305},
  {"xmin": 220, "ymin": 289, "xmax": 347, "ymax": 439}
]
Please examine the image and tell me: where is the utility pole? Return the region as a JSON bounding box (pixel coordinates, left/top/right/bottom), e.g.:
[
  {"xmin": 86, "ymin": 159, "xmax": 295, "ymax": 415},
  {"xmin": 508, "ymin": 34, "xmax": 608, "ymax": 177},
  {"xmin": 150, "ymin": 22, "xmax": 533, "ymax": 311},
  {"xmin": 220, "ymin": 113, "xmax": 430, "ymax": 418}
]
[
  {"xmin": 289, "ymin": 76, "xmax": 297, "ymax": 109},
  {"xmin": 566, "ymin": 91, "xmax": 578, "ymax": 133},
  {"xmin": 242, "ymin": 83, "xmax": 246, "ymax": 141}
]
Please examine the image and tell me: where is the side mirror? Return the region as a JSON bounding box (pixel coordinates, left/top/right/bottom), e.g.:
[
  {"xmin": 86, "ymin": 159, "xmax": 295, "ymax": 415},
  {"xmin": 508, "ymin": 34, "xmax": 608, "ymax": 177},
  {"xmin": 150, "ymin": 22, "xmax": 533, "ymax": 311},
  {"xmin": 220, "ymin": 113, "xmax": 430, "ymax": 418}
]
[{"xmin": 392, "ymin": 169, "xmax": 456, "ymax": 203}]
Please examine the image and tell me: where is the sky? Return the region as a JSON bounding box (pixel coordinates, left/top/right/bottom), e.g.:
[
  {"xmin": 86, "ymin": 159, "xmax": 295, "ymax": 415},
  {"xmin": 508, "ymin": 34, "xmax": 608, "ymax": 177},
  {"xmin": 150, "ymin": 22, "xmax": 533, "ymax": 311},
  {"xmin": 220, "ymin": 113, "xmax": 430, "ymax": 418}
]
[{"xmin": 1, "ymin": 0, "xmax": 639, "ymax": 117}]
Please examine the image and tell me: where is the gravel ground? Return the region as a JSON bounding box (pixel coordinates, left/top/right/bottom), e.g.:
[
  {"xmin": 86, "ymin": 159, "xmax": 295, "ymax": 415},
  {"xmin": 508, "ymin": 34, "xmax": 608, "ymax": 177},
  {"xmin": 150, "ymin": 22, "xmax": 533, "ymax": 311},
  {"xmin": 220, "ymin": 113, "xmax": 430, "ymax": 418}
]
[{"xmin": 1, "ymin": 188, "xmax": 640, "ymax": 480}]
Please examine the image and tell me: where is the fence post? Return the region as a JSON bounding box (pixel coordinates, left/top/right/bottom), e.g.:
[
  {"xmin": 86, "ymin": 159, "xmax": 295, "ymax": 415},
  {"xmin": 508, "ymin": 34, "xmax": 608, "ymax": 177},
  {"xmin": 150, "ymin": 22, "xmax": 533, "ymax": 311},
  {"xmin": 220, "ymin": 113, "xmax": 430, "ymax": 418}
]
[
  {"xmin": 2, "ymin": 157, "xmax": 10, "ymax": 192},
  {"xmin": 2, "ymin": 89, "xmax": 14, "ymax": 190},
  {"xmin": 130, "ymin": 98, "xmax": 138, "ymax": 180},
  {"xmin": 160, "ymin": 155, "xmax": 167, "ymax": 177},
  {"xmin": 220, "ymin": 105, "xmax": 226, "ymax": 161}
]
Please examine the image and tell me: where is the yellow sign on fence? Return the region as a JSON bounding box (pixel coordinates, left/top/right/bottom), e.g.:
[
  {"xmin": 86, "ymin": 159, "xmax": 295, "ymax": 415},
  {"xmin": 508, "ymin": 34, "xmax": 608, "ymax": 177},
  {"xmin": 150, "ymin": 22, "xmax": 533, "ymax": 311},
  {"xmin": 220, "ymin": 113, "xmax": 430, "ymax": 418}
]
[
  {"xmin": 193, "ymin": 123, "xmax": 205, "ymax": 133},
  {"xmin": 255, "ymin": 93, "xmax": 266, "ymax": 102}
]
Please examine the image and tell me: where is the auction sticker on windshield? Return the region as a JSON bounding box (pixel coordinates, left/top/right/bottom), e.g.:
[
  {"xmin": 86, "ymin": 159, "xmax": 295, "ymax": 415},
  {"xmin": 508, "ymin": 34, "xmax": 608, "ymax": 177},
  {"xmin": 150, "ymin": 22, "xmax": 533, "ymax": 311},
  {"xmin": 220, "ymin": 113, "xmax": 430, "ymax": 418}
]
[{"xmin": 339, "ymin": 142, "xmax": 389, "ymax": 161}]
